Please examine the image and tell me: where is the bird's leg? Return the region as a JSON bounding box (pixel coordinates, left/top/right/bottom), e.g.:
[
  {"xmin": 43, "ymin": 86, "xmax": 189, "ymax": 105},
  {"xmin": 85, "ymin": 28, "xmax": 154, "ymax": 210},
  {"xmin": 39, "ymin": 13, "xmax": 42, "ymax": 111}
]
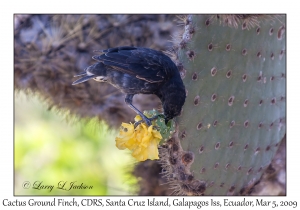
[{"xmin": 125, "ymin": 94, "xmax": 152, "ymax": 126}]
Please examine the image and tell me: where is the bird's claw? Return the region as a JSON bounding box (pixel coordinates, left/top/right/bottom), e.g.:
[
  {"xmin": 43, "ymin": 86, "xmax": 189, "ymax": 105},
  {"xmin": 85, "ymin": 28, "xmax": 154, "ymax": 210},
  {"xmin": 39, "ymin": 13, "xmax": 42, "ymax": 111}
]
[
  {"xmin": 134, "ymin": 120, "xmax": 160, "ymax": 131},
  {"xmin": 134, "ymin": 120, "xmax": 143, "ymax": 128},
  {"xmin": 134, "ymin": 117, "xmax": 152, "ymax": 128}
]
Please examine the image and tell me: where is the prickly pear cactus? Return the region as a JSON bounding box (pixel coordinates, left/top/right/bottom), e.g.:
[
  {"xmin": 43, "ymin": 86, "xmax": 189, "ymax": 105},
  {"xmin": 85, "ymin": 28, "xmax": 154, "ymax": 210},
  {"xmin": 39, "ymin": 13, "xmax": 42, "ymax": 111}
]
[{"xmin": 160, "ymin": 15, "xmax": 286, "ymax": 195}]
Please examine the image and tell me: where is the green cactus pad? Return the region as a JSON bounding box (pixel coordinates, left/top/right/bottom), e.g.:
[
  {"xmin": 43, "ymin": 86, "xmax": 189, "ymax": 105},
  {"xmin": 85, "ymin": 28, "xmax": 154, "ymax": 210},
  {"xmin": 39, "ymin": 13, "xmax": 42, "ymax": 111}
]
[
  {"xmin": 144, "ymin": 110, "xmax": 176, "ymax": 142},
  {"xmin": 161, "ymin": 15, "xmax": 286, "ymax": 195}
]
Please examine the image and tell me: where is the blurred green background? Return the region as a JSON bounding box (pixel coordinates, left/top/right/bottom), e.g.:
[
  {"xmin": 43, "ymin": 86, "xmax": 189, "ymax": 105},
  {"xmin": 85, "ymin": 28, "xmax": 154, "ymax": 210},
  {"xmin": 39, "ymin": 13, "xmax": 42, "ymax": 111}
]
[{"xmin": 14, "ymin": 91, "xmax": 137, "ymax": 195}]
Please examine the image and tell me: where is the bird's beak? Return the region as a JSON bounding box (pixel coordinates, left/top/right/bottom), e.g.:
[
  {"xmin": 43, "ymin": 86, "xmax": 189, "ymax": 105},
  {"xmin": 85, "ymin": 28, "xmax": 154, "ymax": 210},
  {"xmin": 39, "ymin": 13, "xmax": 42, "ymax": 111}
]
[
  {"xmin": 72, "ymin": 75, "xmax": 96, "ymax": 85},
  {"xmin": 73, "ymin": 71, "xmax": 88, "ymax": 77},
  {"xmin": 165, "ymin": 119, "xmax": 169, "ymax": 125}
]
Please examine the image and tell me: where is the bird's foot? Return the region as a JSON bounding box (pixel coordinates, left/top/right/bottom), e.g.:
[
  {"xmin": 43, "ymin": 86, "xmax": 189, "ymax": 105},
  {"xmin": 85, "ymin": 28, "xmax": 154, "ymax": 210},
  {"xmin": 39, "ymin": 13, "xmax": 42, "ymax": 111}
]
[
  {"xmin": 134, "ymin": 114, "xmax": 165, "ymax": 129},
  {"xmin": 134, "ymin": 115, "xmax": 152, "ymax": 128},
  {"xmin": 134, "ymin": 120, "xmax": 160, "ymax": 131}
]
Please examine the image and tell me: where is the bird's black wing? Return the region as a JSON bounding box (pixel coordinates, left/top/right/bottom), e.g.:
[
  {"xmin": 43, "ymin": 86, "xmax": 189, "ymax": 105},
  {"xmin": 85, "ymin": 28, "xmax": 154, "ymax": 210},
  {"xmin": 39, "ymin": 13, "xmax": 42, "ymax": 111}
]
[{"xmin": 92, "ymin": 46, "xmax": 170, "ymax": 83}]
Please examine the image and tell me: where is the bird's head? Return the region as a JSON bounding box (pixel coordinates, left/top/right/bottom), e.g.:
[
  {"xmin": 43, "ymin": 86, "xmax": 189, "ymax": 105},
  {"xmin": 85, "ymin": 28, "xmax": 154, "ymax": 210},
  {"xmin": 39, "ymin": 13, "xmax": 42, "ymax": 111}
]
[
  {"xmin": 72, "ymin": 62, "xmax": 107, "ymax": 85},
  {"xmin": 161, "ymin": 85, "xmax": 186, "ymax": 125},
  {"xmin": 163, "ymin": 109, "xmax": 178, "ymax": 125}
]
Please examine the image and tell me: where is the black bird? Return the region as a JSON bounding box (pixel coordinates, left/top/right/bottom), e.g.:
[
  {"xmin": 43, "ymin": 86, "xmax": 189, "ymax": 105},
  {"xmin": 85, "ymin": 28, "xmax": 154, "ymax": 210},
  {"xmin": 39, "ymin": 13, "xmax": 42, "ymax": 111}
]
[{"xmin": 72, "ymin": 46, "xmax": 186, "ymax": 126}]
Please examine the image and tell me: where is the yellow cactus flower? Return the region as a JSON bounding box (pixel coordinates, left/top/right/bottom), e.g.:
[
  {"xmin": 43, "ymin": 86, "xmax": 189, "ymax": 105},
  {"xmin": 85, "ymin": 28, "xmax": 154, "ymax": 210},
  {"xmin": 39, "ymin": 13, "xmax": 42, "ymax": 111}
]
[
  {"xmin": 134, "ymin": 115, "xmax": 142, "ymax": 122},
  {"xmin": 115, "ymin": 115, "xmax": 162, "ymax": 161},
  {"xmin": 115, "ymin": 123, "xmax": 135, "ymax": 150}
]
